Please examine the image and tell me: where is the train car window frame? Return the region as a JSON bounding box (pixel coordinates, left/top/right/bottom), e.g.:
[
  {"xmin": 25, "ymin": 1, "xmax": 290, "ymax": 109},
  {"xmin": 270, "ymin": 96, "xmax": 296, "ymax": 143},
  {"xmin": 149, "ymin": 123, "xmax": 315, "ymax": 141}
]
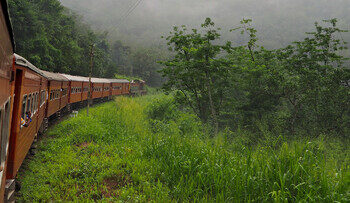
[
  {"xmin": 36, "ymin": 92, "xmax": 39, "ymax": 111},
  {"xmin": 34, "ymin": 93, "xmax": 37, "ymax": 113},
  {"xmin": 33, "ymin": 93, "xmax": 36, "ymax": 114},
  {"xmin": 0, "ymin": 108, "xmax": 3, "ymax": 152},
  {"xmin": 27, "ymin": 94, "xmax": 31, "ymax": 115},
  {"xmin": 0, "ymin": 106, "xmax": 3, "ymax": 174},
  {"xmin": 1, "ymin": 99, "xmax": 11, "ymax": 171},
  {"xmin": 30, "ymin": 94, "xmax": 34, "ymax": 115},
  {"xmin": 40, "ymin": 90, "xmax": 45, "ymax": 107},
  {"xmin": 22, "ymin": 95, "xmax": 27, "ymax": 121}
]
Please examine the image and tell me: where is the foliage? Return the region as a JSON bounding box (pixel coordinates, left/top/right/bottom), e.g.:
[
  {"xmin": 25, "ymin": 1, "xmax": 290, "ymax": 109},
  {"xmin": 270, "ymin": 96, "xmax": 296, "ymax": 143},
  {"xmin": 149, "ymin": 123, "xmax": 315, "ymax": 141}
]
[
  {"xmin": 17, "ymin": 94, "xmax": 349, "ymax": 202},
  {"xmin": 161, "ymin": 18, "xmax": 350, "ymax": 137},
  {"xmin": 159, "ymin": 18, "xmax": 233, "ymax": 134},
  {"xmin": 8, "ymin": 0, "xmax": 165, "ymax": 85},
  {"xmin": 8, "ymin": 0, "xmax": 114, "ymax": 77}
]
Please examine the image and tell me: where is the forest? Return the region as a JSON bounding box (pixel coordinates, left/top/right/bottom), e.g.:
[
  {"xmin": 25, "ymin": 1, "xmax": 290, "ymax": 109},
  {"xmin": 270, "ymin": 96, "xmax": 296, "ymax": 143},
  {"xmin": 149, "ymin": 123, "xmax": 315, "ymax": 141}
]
[{"xmin": 8, "ymin": 0, "xmax": 165, "ymax": 86}]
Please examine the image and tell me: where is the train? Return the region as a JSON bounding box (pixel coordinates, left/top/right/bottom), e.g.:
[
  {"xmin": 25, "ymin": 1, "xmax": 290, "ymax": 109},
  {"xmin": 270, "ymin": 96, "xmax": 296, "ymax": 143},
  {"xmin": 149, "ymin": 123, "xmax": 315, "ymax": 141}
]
[{"xmin": 0, "ymin": 1, "xmax": 145, "ymax": 202}]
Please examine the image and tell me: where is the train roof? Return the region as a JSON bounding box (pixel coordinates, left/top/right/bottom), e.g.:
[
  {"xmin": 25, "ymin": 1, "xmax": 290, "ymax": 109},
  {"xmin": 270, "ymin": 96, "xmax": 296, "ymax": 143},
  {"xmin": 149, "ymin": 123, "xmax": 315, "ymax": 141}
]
[
  {"xmin": 91, "ymin": 78, "xmax": 111, "ymax": 83},
  {"xmin": 41, "ymin": 70, "xmax": 69, "ymax": 81},
  {"xmin": 1, "ymin": 0, "xmax": 15, "ymax": 49},
  {"xmin": 60, "ymin": 73, "xmax": 89, "ymax": 82},
  {"xmin": 131, "ymin": 79, "xmax": 145, "ymax": 83},
  {"xmin": 14, "ymin": 54, "xmax": 44, "ymax": 76},
  {"xmin": 108, "ymin": 79, "xmax": 130, "ymax": 83}
]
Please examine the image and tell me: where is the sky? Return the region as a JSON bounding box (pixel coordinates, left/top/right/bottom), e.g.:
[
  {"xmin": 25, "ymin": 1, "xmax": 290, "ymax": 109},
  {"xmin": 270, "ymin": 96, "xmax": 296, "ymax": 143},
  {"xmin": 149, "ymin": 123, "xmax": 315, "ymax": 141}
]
[{"xmin": 60, "ymin": 0, "xmax": 350, "ymax": 50}]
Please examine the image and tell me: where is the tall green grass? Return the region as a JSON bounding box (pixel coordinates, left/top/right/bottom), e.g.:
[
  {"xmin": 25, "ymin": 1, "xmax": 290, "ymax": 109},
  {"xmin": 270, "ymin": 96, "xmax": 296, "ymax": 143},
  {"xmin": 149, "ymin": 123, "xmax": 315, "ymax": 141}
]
[{"xmin": 17, "ymin": 94, "xmax": 349, "ymax": 202}]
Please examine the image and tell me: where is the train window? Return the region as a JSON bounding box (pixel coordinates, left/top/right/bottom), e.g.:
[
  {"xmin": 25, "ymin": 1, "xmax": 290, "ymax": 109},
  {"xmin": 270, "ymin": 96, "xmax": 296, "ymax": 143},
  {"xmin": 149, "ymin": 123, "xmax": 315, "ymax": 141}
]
[
  {"xmin": 34, "ymin": 93, "xmax": 37, "ymax": 112},
  {"xmin": 50, "ymin": 91, "xmax": 53, "ymax": 101},
  {"xmin": 0, "ymin": 109, "xmax": 2, "ymax": 145},
  {"xmin": 43, "ymin": 91, "xmax": 46, "ymax": 105},
  {"xmin": 40, "ymin": 91, "xmax": 42, "ymax": 106},
  {"xmin": 36, "ymin": 93, "xmax": 38, "ymax": 111},
  {"xmin": 41, "ymin": 91, "xmax": 44, "ymax": 106},
  {"xmin": 1, "ymin": 100, "xmax": 11, "ymax": 166},
  {"xmin": 27, "ymin": 94, "xmax": 31, "ymax": 114},
  {"xmin": 33, "ymin": 94, "xmax": 36, "ymax": 113},
  {"xmin": 22, "ymin": 95, "xmax": 27, "ymax": 119},
  {"xmin": 31, "ymin": 94, "xmax": 34, "ymax": 114},
  {"xmin": 0, "ymin": 106, "xmax": 3, "ymax": 169}
]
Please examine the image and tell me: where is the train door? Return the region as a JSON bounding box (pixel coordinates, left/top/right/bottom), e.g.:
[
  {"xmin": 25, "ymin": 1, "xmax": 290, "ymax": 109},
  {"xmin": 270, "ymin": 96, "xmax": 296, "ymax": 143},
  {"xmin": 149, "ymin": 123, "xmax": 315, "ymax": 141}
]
[{"xmin": 8, "ymin": 69, "xmax": 23, "ymax": 178}]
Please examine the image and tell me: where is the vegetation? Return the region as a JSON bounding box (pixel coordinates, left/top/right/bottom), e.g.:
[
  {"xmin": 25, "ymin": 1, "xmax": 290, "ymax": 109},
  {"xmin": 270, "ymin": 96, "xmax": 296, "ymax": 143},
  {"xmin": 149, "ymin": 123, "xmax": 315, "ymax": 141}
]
[
  {"xmin": 8, "ymin": 0, "xmax": 164, "ymax": 85},
  {"xmin": 9, "ymin": 1, "xmax": 349, "ymax": 201},
  {"xmin": 17, "ymin": 95, "xmax": 349, "ymax": 202},
  {"xmin": 160, "ymin": 18, "xmax": 350, "ymax": 137}
]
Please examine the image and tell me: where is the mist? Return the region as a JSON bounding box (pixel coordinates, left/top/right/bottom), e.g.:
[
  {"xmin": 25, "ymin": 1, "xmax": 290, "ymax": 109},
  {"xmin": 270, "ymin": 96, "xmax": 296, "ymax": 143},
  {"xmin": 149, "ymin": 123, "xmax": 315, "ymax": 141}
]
[{"xmin": 59, "ymin": 0, "xmax": 350, "ymax": 52}]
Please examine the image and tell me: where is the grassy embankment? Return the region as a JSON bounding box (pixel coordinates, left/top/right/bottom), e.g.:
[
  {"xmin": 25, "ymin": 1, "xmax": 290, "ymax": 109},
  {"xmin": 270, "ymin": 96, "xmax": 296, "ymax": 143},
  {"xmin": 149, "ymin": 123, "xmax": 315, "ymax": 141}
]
[{"xmin": 17, "ymin": 94, "xmax": 349, "ymax": 202}]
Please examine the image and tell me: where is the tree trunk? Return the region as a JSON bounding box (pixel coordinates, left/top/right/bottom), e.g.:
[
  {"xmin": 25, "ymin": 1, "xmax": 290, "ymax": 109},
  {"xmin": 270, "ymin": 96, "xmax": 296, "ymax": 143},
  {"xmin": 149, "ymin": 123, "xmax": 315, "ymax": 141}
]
[{"xmin": 205, "ymin": 71, "xmax": 219, "ymax": 135}]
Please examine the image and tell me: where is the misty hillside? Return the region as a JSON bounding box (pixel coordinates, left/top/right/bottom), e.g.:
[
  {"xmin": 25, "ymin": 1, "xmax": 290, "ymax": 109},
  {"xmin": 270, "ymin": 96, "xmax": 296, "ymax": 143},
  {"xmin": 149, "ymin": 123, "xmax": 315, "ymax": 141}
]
[{"xmin": 60, "ymin": 0, "xmax": 350, "ymax": 50}]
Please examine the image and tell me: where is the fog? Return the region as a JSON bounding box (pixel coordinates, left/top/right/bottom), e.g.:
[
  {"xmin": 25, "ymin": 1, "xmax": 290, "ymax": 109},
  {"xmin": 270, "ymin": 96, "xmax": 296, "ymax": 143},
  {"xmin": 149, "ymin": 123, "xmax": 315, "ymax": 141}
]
[{"xmin": 60, "ymin": 0, "xmax": 350, "ymax": 50}]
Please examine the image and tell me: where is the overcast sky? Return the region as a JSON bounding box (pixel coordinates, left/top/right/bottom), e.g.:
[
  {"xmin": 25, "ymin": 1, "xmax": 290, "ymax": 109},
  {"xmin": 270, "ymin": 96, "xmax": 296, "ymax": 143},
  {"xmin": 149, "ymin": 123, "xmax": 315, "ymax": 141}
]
[{"xmin": 60, "ymin": 0, "xmax": 350, "ymax": 50}]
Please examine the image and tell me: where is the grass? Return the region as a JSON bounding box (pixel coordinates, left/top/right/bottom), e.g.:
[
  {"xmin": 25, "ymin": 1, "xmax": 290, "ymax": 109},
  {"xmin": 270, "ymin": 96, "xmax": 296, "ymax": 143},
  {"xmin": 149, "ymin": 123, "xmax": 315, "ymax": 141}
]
[{"xmin": 17, "ymin": 94, "xmax": 349, "ymax": 202}]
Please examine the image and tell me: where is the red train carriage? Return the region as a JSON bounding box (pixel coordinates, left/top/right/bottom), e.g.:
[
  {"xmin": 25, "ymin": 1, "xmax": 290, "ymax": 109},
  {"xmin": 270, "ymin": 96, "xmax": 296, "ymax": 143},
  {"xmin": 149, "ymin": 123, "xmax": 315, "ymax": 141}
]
[
  {"xmin": 108, "ymin": 79, "xmax": 130, "ymax": 96},
  {"xmin": 130, "ymin": 80, "xmax": 146, "ymax": 96},
  {"xmin": 7, "ymin": 55, "xmax": 45, "ymax": 185},
  {"xmin": 41, "ymin": 71, "xmax": 68, "ymax": 118},
  {"xmin": 0, "ymin": 0, "xmax": 14, "ymax": 200},
  {"xmin": 122, "ymin": 80, "xmax": 131, "ymax": 95},
  {"xmin": 81, "ymin": 78, "xmax": 90, "ymax": 101},
  {"xmin": 91, "ymin": 78, "xmax": 109, "ymax": 99},
  {"xmin": 102, "ymin": 79, "xmax": 111, "ymax": 99},
  {"xmin": 60, "ymin": 74, "xmax": 89, "ymax": 104}
]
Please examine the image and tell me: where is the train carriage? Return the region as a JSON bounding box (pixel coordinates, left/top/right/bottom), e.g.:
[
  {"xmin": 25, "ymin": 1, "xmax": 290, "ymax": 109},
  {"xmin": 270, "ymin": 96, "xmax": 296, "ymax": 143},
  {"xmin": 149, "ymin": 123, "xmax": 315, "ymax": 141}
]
[
  {"xmin": 7, "ymin": 55, "xmax": 45, "ymax": 184},
  {"xmin": 0, "ymin": 0, "xmax": 14, "ymax": 200},
  {"xmin": 41, "ymin": 70, "xmax": 69, "ymax": 118},
  {"xmin": 130, "ymin": 80, "xmax": 146, "ymax": 96},
  {"xmin": 91, "ymin": 78, "xmax": 109, "ymax": 99},
  {"xmin": 109, "ymin": 79, "xmax": 129, "ymax": 96},
  {"xmin": 60, "ymin": 74, "xmax": 89, "ymax": 104},
  {"xmin": 82, "ymin": 78, "xmax": 90, "ymax": 101},
  {"xmin": 102, "ymin": 81, "xmax": 111, "ymax": 99}
]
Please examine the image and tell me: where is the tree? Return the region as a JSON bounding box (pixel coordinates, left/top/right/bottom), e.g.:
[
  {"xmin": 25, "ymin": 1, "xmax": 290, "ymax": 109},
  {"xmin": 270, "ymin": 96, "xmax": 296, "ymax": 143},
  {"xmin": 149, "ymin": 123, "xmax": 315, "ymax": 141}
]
[{"xmin": 160, "ymin": 18, "xmax": 232, "ymax": 134}]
